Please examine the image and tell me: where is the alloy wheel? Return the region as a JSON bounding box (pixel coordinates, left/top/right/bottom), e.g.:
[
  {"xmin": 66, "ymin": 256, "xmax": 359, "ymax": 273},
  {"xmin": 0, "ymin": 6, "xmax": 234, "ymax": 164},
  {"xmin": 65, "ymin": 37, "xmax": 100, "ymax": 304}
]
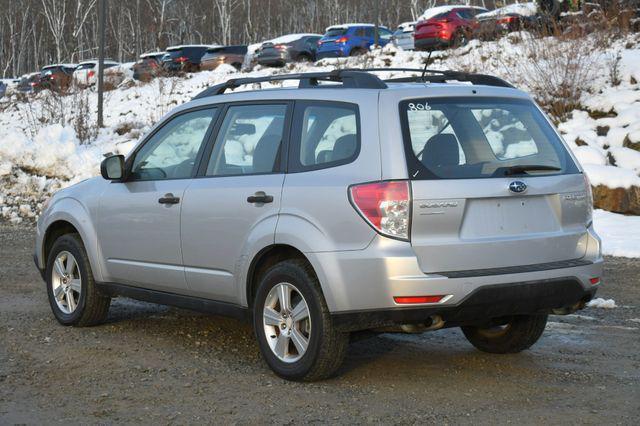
[
  {"xmin": 51, "ymin": 251, "xmax": 81, "ymax": 314},
  {"xmin": 262, "ymin": 282, "xmax": 311, "ymax": 363}
]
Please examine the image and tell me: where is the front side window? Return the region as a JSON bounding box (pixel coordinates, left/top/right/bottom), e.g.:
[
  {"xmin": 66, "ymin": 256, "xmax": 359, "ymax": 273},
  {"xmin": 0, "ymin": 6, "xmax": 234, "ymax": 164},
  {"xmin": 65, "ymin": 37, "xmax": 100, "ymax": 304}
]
[
  {"xmin": 206, "ymin": 104, "xmax": 287, "ymax": 176},
  {"xmin": 130, "ymin": 108, "xmax": 217, "ymax": 180},
  {"xmin": 290, "ymin": 102, "xmax": 359, "ymax": 171},
  {"xmin": 400, "ymin": 97, "xmax": 579, "ymax": 179}
]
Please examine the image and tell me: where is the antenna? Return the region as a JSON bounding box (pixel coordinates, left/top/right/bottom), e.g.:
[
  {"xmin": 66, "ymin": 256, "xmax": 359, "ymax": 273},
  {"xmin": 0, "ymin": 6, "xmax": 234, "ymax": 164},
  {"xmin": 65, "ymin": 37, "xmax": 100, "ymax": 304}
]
[{"xmin": 421, "ymin": 50, "xmax": 433, "ymax": 81}]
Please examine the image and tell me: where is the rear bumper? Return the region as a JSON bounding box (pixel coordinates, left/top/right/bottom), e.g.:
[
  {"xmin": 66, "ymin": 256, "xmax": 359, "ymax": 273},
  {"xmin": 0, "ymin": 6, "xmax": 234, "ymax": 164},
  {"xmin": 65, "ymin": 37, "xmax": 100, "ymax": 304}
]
[
  {"xmin": 316, "ymin": 48, "xmax": 347, "ymax": 59},
  {"xmin": 414, "ymin": 36, "xmax": 450, "ymax": 50},
  {"xmin": 332, "ymin": 278, "xmax": 597, "ymax": 331},
  {"xmin": 307, "ymin": 229, "xmax": 603, "ymax": 327}
]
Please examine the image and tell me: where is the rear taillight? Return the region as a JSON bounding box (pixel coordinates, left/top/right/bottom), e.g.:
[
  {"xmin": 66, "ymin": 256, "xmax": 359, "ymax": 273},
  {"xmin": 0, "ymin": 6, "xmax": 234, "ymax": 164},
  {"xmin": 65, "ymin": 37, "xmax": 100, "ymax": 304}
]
[
  {"xmin": 275, "ymin": 44, "xmax": 287, "ymax": 50},
  {"xmin": 336, "ymin": 36, "xmax": 349, "ymax": 43},
  {"xmin": 497, "ymin": 16, "xmax": 517, "ymax": 25},
  {"xmin": 436, "ymin": 18, "xmax": 451, "ymax": 23},
  {"xmin": 349, "ymin": 180, "xmax": 411, "ymax": 241},
  {"xmin": 88, "ymin": 70, "xmax": 95, "ymax": 78},
  {"xmin": 176, "ymin": 56, "xmax": 188, "ymax": 63},
  {"xmin": 583, "ymin": 173, "xmax": 593, "ymax": 226}
]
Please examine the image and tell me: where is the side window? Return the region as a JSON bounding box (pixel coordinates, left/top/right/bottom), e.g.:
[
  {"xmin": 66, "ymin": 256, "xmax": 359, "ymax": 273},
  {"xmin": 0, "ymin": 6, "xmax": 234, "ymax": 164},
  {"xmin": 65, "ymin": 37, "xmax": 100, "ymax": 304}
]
[
  {"xmin": 355, "ymin": 28, "xmax": 366, "ymax": 37},
  {"xmin": 379, "ymin": 28, "xmax": 393, "ymax": 41},
  {"xmin": 130, "ymin": 108, "xmax": 217, "ymax": 181},
  {"xmin": 364, "ymin": 27, "xmax": 375, "ymax": 38},
  {"xmin": 290, "ymin": 102, "xmax": 360, "ymax": 171},
  {"xmin": 206, "ymin": 104, "xmax": 287, "ymax": 176}
]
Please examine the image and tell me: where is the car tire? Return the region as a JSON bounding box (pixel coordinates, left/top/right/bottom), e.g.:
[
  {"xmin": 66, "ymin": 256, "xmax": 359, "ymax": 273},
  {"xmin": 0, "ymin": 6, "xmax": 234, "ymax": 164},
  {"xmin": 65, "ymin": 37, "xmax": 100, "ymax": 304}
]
[
  {"xmin": 253, "ymin": 259, "xmax": 349, "ymax": 381},
  {"xmin": 461, "ymin": 314, "xmax": 548, "ymax": 354},
  {"xmin": 46, "ymin": 233, "xmax": 111, "ymax": 327}
]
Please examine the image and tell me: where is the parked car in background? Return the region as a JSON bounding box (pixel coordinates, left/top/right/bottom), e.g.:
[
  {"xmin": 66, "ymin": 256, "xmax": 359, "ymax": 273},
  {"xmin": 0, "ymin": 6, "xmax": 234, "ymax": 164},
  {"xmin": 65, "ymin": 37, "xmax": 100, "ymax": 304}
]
[
  {"xmin": 17, "ymin": 72, "xmax": 42, "ymax": 93},
  {"xmin": 132, "ymin": 52, "xmax": 165, "ymax": 81},
  {"xmin": 316, "ymin": 24, "xmax": 393, "ymax": 58},
  {"xmin": 256, "ymin": 34, "xmax": 322, "ymax": 67},
  {"xmin": 391, "ymin": 21, "xmax": 416, "ymax": 50},
  {"xmin": 73, "ymin": 59, "xmax": 120, "ymax": 87},
  {"xmin": 414, "ymin": 5, "xmax": 488, "ymax": 50},
  {"xmin": 475, "ymin": 2, "xmax": 539, "ymax": 40},
  {"xmin": 39, "ymin": 64, "xmax": 78, "ymax": 92},
  {"xmin": 200, "ymin": 45, "xmax": 248, "ymax": 71},
  {"xmin": 162, "ymin": 45, "xmax": 213, "ymax": 73}
]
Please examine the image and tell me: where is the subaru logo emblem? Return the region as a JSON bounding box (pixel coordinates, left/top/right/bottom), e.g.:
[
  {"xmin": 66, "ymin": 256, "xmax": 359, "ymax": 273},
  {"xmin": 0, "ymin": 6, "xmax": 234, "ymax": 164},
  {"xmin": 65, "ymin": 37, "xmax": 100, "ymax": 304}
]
[{"xmin": 509, "ymin": 181, "xmax": 527, "ymax": 193}]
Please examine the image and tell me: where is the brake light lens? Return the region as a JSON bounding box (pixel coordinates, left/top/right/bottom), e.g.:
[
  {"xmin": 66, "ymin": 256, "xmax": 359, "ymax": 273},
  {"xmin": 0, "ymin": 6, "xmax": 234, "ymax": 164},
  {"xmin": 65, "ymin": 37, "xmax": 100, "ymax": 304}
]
[
  {"xmin": 275, "ymin": 44, "xmax": 287, "ymax": 50},
  {"xmin": 394, "ymin": 295, "xmax": 445, "ymax": 304},
  {"xmin": 176, "ymin": 56, "xmax": 188, "ymax": 63},
  {"xmin": 497, "ymin": 16, "xmax": 517, "ymax": 25},
  {"xmin": 589, "ymin": 277, "xmax": 600, "ymax": 285},
  {"xmin": 349, "ymin": 180, "xmax": 410, "ymax": 240},
  {"xmin": 336, "ymin": 36, "xmax": 349, "ymax": 43},
  {"xmin": 88, "ymin": 70, "xmax": 95, "ymax": 78}
]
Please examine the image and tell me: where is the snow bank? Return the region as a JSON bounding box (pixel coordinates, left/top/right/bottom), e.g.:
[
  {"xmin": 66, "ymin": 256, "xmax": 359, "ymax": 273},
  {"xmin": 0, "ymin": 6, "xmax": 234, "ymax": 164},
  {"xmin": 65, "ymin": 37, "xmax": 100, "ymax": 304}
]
[
  {"xmin": 586, "ymin": 298, "xmax": 617, "ymax": 309},
  {"xmin": 477, "ymin": 2, "xmax": 538, "ymax": 19},
  {"xmin": 593, "ymin": 209, "xmax": 640, "ymax": 258}
]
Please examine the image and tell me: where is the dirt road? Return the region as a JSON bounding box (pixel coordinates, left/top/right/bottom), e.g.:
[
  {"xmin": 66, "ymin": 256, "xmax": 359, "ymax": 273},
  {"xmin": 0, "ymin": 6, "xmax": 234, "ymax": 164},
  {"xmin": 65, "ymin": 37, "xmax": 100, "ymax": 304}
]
[{"xmin": 1, "ymin": 225, "xmax": 638, "ymax": 424}]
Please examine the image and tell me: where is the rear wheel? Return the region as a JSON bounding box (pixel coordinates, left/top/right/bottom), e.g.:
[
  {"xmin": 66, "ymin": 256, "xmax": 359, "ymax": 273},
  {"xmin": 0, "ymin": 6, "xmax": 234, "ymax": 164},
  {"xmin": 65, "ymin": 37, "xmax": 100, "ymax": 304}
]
[
  {"xmin": 451, "ymin": 30, "xmax": 469, "ymax": 48},
  {"xmin": 461, "ymin": 314, "xmax": 548, "ymax": 354},
  {"xmin": 349, "ymin": 47, "xmax": 366, "ymax": 56},
  {"xmin": 46, "ymin": 234, "xmax": 111, "ymax": 327},
  {"xmin": 253, "ymin": 259, "xmax": 349, "ymax": 381}
]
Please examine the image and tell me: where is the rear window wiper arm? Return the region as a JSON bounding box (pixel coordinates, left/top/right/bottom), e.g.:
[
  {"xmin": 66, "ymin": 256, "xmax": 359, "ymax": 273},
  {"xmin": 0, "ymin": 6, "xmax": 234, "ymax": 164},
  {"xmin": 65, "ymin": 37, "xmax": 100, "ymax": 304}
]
[{"xmin": 494, "ymin": 165, "xmax": 562, "ymax": 176}]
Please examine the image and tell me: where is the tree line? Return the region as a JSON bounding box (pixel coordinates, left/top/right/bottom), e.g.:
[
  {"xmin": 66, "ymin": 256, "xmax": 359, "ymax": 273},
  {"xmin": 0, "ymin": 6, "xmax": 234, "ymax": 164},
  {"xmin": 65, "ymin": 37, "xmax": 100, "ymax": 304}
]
[{"xmin": 1, "ymin": 0, "xmax": 519, "ymax": 78}]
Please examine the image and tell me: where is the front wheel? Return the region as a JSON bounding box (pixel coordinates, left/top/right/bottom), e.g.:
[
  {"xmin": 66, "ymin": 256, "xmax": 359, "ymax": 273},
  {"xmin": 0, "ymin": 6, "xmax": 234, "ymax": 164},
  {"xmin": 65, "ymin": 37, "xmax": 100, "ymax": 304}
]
[
  {"xmin": 46, "ymin": 234, "xmax": 111, "ymax": 327},
  {"xmin": 461, "ymin": 314, "xmax": 548, "ymax": 354},
  {"xmin": 253, "ymin": 259, "xmax": 349, "ymax": 381}
]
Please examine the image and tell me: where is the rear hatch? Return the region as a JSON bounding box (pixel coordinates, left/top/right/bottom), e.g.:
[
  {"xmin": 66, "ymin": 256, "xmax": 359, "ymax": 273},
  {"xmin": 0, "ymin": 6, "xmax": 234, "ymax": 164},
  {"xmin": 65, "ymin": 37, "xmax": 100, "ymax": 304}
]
[
  {"xmin": 398, "ymin": 95, "xmax": 590, "ymax": 275},
  {"xmin": 258, "ymin": 42, "xmax": 286, "ymax": 58},
  {"xmin": 318, "ymin": 27, "xmax": 348, "ymax": 49}
]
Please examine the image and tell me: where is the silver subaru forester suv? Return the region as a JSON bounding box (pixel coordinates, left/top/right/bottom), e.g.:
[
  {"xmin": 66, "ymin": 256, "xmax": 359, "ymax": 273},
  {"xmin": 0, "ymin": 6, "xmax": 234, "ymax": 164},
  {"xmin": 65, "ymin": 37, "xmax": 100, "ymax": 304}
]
[{"xmin": 34, "ymin": 69, "xmax": 602, "ymax": 381}]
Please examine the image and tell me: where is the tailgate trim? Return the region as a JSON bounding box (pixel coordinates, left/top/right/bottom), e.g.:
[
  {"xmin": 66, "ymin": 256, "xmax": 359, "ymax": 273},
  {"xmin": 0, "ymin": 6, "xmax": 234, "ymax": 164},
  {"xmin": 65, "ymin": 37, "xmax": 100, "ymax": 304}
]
[{"xmin": 436, "ymin": 259, "xmax": 593, "ymax": 278}]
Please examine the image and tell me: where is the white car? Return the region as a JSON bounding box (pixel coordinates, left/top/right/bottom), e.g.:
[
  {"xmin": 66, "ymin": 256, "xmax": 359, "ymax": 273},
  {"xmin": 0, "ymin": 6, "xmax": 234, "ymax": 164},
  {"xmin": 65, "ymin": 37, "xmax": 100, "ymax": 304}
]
[
  {"xmin": 72, "ymin": 60, "xmax": 120, "ymax": 87},
  {"xmin": 391, "ymin": 21, "xmax": 416, "ymax": 50}
]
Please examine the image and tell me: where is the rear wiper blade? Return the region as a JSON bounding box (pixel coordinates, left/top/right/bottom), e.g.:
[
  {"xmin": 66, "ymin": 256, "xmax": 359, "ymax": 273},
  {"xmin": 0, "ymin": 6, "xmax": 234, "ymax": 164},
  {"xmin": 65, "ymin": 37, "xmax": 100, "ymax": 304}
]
[{"xmin": 494, "ymin": 165, "xmax": 562, "ymax": 176}]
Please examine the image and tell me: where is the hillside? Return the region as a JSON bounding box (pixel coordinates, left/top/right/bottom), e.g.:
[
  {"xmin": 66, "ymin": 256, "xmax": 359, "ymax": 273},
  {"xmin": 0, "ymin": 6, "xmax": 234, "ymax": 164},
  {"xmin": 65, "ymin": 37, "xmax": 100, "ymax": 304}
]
[{"xmin": 0, "ymin": 31, "xmax": 639, "ymax": 256}]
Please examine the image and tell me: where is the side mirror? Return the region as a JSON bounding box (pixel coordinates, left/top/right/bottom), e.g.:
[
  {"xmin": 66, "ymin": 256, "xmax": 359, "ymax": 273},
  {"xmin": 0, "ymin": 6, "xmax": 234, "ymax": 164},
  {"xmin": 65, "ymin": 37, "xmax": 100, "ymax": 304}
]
[{"xmin": 100, "ymin": 154, "xmax": 125, "ymax": 180}]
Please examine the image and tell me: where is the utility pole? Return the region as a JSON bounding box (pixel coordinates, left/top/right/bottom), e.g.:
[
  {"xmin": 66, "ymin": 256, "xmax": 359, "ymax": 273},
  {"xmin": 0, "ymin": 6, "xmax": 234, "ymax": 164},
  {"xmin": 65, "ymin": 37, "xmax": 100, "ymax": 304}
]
[
  {"xmin": 97, "ymin": 0, "xmax": 106, "ymax": 128},
  {"xmin": 374, "ymin": 0, "xmax": 379, "ymax": 47}
]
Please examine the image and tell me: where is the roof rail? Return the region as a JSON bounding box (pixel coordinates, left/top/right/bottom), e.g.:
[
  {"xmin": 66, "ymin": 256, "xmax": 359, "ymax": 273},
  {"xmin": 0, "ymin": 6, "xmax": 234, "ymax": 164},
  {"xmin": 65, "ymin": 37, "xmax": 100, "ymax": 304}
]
[
  {"xmin": 191, "ymin": 67, "xmax": 513, "ymax": 100},
  {"xmin": 352, "ymin": 67, "xmax": 514, "ymax": 88},
  {"xmin": 192, "ymin": 70, "xmax": 387, "ymax": 100}
]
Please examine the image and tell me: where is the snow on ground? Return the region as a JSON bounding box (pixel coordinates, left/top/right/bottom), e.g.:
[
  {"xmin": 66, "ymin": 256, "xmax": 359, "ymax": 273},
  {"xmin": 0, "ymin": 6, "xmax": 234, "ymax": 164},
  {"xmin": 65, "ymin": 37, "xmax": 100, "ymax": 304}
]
[
  {"xmin": 593, "ymin": 209, "xmax": 640, "ymax": 258},
  {"xmin": 0, "ymin": 31, "xmax": 639, "ymax": 258},
  {"xmin": 586, "ymin": 298, "xmax": 617, "ymax": 309}
]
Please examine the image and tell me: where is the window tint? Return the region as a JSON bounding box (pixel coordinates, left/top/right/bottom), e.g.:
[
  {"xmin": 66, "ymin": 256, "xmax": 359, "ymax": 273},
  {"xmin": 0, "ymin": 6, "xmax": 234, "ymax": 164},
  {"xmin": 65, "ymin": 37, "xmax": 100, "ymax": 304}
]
[
  {"xmin": 206, "ymin": 104, "xmax": 287, "ymax": 176},
  {"xmin": 400, "ymin": 98, "xmax": 578, "ymax": 180},
  {"xmin": 291, "ymin": 102, "xmax": 359, "ymax": 171},
  {"xmin": 325, "ymin": 28, "xmax": 347, "ymax": 37},
  {"xmin": 130, "ymin": 108, "xmax": 216, "ymax": 181}
]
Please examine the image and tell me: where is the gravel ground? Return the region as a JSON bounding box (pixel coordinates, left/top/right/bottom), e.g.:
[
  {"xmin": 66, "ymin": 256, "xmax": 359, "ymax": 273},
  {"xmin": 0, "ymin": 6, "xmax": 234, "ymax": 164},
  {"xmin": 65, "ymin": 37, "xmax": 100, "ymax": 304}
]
[{"xmin": 1, "ymin": 225, "xmax": 639, "ymax": 424}]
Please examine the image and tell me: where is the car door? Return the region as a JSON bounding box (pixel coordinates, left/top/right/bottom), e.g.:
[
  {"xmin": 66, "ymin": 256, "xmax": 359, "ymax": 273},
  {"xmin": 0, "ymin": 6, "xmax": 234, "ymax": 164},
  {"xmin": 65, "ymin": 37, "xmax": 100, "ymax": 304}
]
[
  {"xmin": 97, "ymin": 107, "xmax": 219, "ymax": 292},
  {"xmin": 180, "ymin": 102, "xmax": 291, "ymax": 303}
]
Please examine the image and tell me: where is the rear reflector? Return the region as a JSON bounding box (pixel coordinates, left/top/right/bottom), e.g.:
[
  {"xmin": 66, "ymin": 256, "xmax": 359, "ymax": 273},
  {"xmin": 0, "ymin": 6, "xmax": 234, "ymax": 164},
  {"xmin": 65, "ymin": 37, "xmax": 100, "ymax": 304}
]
[
  {"xmin": 349, "ymin": 180, "xmax": 410, "ymax": 241},
  {"xmin": 589, "ymin": 277, "xmax": 600, "ymax": 285},
  {"xmin": 394, "ymin": 295, "xmax": 445, "ymax": 304}
]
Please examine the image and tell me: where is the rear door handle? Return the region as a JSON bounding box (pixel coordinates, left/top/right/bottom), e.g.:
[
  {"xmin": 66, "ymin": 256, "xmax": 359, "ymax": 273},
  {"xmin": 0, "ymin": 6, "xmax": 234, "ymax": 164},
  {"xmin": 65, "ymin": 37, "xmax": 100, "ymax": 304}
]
[
  {"xmin": 158, "ymin": 193, "xmax": 180, "ymax": 204},
  {"xmin": 247, "ymin": 191, "xmax": 273, "ymax": 204}
]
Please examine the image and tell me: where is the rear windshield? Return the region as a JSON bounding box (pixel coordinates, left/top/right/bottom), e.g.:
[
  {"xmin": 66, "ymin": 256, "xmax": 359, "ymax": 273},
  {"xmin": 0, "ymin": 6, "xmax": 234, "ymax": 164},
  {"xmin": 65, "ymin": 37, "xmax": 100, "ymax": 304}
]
[
  {"xmin": 76, "ymin": 63, "xmax": 95, "ymax": 70},
  {"xmin": 400, "ymin": 97, "xmax": 579, "ymax": 180},
  {"xmin": 325, "ymin": 28, "xmax": 348, "ymax": 37}
]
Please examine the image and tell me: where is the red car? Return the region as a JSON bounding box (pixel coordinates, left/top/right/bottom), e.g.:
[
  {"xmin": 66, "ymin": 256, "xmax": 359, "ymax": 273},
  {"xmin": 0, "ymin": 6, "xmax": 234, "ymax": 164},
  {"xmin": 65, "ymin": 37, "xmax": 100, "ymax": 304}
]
[{"xmin": 414, "ymin": 6, "xmax": 488, "ymax": 50}]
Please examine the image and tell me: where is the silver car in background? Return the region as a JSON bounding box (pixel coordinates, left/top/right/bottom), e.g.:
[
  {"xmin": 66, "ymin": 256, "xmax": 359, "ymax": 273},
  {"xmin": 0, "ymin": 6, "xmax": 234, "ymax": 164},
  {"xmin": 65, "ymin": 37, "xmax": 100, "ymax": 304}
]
[
  {"xmin": 34, "ymin": 68, "xmax": 602, "ymax": 381},
  {"xmin": 391, "ymin": 21, "xmax": 416, "ymax": 50}
]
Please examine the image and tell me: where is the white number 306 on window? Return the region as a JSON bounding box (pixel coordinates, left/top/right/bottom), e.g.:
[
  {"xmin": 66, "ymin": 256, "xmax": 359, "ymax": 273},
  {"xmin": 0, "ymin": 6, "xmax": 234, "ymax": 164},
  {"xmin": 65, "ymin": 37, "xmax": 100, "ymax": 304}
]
[{"xmin": 407, "ymin": 102, "xmax": 431, "ymax": 111}]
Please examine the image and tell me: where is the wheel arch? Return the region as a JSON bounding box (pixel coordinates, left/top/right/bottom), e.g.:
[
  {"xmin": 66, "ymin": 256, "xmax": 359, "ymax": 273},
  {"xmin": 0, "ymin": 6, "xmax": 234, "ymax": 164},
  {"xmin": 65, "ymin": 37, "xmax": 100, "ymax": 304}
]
[
  {"xmin": 246, "ymin": 244, "xmax": 315, "ymax": 308},
  {"xmin": 43, "ymin": 220, "xmax": 80, "ymax": 267}
]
